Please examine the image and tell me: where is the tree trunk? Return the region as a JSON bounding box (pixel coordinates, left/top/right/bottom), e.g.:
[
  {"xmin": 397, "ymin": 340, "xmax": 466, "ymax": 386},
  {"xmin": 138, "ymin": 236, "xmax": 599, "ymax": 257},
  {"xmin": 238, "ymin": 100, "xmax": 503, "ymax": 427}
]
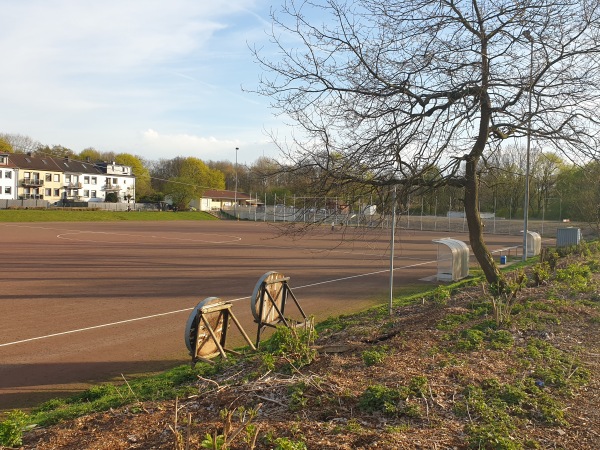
[{"xmin": 464, "ymin": 157, "xmax": 505, "ymax": 290}]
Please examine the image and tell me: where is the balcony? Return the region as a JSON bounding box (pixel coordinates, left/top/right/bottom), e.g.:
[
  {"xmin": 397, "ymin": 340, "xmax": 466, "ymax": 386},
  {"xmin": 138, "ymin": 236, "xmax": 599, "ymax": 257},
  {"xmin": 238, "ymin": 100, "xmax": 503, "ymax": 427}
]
[
  {"xmin": 20, "ymin": 194, "xmax": 44, "ymax": 200},
  {"xmin": 64, "ymin": 182, "xmax": 82, "ymax": 189},
  {"xmin": 21, "ymin": 178, "xmax": 44, "ymax": 187},
  {"xmin": 103, "ymin": 183, "xmax": 121, "ymax": 192}
]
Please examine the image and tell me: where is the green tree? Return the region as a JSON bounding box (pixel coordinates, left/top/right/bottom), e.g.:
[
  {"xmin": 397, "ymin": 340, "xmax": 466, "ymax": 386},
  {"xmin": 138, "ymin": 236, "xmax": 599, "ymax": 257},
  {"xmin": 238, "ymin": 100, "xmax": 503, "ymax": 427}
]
[
  {"xmin": 0, "ymin": 137, "xmax": 13, "ymax": 153},
  {"xmin": 156, "ymin": 157, "xmax": 225, "ymax": 209},
  {"xmin": 114, "ymin": 153, "xmax": 153, "ymax": 201},
  {"xmin": 78, "ymin": 147, "xmax": 103, "ymax": 163},
  {"xmin": 254, "ymin": 0, "xmax": 600, "ymax": 288}
]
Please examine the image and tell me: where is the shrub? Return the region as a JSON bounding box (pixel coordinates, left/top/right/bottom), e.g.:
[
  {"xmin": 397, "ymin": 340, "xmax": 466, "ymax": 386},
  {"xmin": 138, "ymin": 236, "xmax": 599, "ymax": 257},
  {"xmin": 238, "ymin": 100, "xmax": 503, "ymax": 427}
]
[{"xmin": 0, "ymin": 410, "xmax": 29, "ymax": 447}]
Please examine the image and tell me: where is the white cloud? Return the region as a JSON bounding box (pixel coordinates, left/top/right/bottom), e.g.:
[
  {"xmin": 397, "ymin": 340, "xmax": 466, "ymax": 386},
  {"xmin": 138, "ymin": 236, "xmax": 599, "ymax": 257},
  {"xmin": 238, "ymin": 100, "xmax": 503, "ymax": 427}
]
[
  {"xmin": 0, "ymin": 0, "xmax": 284, "ymax": 164},
  {"xmin": 140, "ymin": 129, "xmax": 276, "ymax": 163}
]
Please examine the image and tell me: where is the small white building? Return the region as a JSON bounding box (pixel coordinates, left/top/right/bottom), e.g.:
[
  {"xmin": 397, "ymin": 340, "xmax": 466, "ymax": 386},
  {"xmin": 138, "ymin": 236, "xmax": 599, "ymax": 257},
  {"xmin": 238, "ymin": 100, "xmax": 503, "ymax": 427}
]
[{"xmin": 191, "ymin": 189, "xmax": 252, "ymax": 211}]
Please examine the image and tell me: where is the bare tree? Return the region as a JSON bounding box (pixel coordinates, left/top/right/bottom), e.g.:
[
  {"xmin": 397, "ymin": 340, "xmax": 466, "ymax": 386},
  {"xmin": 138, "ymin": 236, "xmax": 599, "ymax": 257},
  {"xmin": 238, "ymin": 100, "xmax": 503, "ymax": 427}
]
[
  {"xmin": 0, "ymin": 133, "xmax": 41, "ymax": 153},
  {"xmin": 252, "ymin": 0, "xmax": 600, "ymax": 288}
]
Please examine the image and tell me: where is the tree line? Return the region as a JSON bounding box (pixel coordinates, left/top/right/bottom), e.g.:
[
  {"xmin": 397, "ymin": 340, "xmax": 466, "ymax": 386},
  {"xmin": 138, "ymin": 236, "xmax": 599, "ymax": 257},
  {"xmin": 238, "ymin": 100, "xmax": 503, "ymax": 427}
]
[{"xmin": 1, "ymin": 131, "xmax": 598, "ymax": 230}]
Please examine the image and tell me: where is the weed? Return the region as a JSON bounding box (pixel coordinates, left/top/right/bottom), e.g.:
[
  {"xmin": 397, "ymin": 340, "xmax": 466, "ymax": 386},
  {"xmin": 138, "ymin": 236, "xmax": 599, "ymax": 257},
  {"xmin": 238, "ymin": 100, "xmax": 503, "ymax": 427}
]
[
  {"xmin": 520, "ymin": 339, "xmax": 590, "ymax": 390},
  {"xmin": 261, "ymin": 322, "xmax": 317, "ymax": 369},
  {"xmin": 0, "ymin": 410, "xmax": 29, "ymax": 447},
  {"xmin": 487, "ymin": 330, "xmax": 515, "ymax": 350},
  {"xmin": 530, "ymin": 262, "xmax": 551, "ymax": 286},
  {"xmin": 487, "ymin": 269, "xmax": 527, "ymax": 326},
  {"xmin": 436, "ymin": 313, "xmax": 472, "ymax": 331},
  {"xmin": 272, "ymin": 437, "xmax": 307, "ymax": 450},
  {"xmin": 455, "ymin": 329, "xmax": 485, "ymax": 351},
  {"xmin": 288, "ymin": 382, "xmax": 309, "ymax": 411},
  {"xmin": 408, "ymin": 376, "xmax": 429, "ymax": 397},
  {"xmin": 431, "ymin": 285, "xmax": 451, "ymax": 305},
  {"xmin": 358, "ymin": 384, "xmax": 403, "ymax": 416},
  {"xmin": 362, "ymin": 346, "xmax": 389, "ymax": 366},
  {"xmin": 555, "ymin": 264, "xmax": 592, "ymax": 293},
  {"xmin": 200, "ymin": 405, "xmax": 261, "ymax": 450}
]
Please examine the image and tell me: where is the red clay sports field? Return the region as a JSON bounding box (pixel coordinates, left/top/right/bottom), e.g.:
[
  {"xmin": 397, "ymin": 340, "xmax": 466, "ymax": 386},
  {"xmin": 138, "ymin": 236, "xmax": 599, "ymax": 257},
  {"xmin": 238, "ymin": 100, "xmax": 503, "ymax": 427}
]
[{"xmin": 0, "ymin": 220, "xmax": 524, "ymax": 410}]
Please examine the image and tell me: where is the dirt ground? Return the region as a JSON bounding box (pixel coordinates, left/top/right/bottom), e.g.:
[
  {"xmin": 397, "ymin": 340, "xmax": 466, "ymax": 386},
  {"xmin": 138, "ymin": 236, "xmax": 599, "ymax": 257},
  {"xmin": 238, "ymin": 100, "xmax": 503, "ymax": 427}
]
[{"xmin": 18, "ymin": 252, "xmax": 600, "ymax": 449}]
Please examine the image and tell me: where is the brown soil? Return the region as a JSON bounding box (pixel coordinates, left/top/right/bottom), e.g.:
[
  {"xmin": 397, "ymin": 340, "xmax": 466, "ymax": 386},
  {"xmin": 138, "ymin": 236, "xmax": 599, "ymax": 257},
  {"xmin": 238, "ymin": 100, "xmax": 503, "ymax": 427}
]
[{"xmin": 16, "ymin": 256, "xmax": 600, "ymax": 449}]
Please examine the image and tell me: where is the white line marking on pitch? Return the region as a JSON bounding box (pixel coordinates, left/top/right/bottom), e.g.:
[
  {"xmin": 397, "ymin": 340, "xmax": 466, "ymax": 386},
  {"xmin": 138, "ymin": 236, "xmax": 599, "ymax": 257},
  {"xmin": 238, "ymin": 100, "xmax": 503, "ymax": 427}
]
[{"xmin": 0, "ymin": 259, "xmax": 437, "ymax": 348}]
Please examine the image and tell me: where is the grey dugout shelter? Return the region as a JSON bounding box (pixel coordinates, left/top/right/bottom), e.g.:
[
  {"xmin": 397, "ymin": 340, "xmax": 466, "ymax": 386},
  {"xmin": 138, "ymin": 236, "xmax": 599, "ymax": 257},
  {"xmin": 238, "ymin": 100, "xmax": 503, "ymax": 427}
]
[{"xmin": 432, "ymin": 238, "xmax": 470, "ymax": 282}]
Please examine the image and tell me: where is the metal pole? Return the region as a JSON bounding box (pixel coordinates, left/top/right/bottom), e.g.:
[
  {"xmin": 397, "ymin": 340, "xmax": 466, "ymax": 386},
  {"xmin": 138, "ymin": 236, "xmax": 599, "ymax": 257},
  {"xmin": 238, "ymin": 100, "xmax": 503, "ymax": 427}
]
[
  {"xmin": 420, "ymin": 196, "xmax": 424, "ymax": 231},
  {"xmin": 523, "ymin": 31, "xmax": 534, "ymax": 261},
  {"xmin": 434, "ymin": 195, "xmax": 438, "ymax": 231},
  {"xmin": 389, "ymin": 186, "xmax": 397, "ymax": 316},
  {"xmin": 234, "ymin": 147, "xmax": 239, "ymax": 219}
]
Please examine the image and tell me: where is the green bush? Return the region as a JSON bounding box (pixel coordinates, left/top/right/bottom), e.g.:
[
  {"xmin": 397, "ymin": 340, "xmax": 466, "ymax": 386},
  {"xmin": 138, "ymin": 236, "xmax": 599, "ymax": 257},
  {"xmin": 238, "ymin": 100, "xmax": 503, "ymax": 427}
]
[{"xmin": 0, "ymin": 410, "xmax": 29, "ymax": 447}]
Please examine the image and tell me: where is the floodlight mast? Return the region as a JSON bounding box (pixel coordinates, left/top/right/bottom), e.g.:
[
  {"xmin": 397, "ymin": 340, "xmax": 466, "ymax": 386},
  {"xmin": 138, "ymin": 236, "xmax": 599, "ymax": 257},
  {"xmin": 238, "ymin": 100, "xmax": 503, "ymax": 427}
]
[{"xmin": 522, "ymin": 30, "xmax": 534, "ymax": 261}]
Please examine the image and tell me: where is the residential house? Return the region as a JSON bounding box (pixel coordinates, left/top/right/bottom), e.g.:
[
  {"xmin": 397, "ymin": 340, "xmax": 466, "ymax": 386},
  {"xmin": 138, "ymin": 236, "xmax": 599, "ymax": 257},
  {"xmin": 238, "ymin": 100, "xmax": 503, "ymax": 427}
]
[
  {"xmin": 5, "ymin": 153, "xmax": 135, "ymax": 203},
  {"xmin": 96, "ymin": 161, "xmax": 136, "ymax": 203},
  {"xmin": 0, "ymin": 153, "xmax": 18, "ymax": 200},
  {"xmin": 8, "ymin": 152, "xmax": 64, "ymax": 202}
]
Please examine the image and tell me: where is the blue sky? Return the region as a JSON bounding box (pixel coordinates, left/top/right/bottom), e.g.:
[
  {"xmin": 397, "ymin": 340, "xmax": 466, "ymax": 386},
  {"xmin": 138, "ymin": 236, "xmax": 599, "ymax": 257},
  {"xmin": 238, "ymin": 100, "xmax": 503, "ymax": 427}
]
[{"xmin": 0, "ymin": 0, "xmax": 286, "ymax": 165}]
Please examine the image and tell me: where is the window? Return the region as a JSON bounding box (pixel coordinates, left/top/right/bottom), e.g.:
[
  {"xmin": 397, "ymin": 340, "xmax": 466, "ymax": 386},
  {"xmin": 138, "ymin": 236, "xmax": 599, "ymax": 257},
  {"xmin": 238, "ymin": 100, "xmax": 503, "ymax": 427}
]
[
  {"xmin": 84, "ymin": 190, "xmax": 89, "ymax": 197},
  {"xmin": 113, "ymin": 178, "xmax": 117, "ymax": 184},
  {"xmin": 0, "ymin": 155, "xmax": 6, "ymax": 164},
  {"xmin": 91, "ymin": 190, "xmax": 96, "ymax": 198},
  {"xmin": 45, "ymin": 188, "xmax": 51, "ymax": 196},
  {"xmin": 65, "ymin": 174, "xmax": 71, "ymax": 182},
  {"xmin": 5, "ymin": 171, "xmax": 11, "ymax": 179},
  {"xmin": 54, "ymin": 188, "xmax": 60, "ymax": 196},
  {"xmin": 84, "ymin": 176, "xmax": 89, "ymax": 183},
  {"xmin": 4, "ymin": 187, "xmax": 10, "ymax": 194},
  {"xmin": 91, "ymin": 177, "xmax": 97, "ymax": 185},
  {"xmin": 45, "ymin": 173, "xmax": 52, "ymax": 182},
  {"xmin": 24, "ymin": 171, "xmax": 30, "ymax": 179},
  {"xmin": 54, "ymin": 174, "xmax": 60, "ymax": 182},
  {"xmin": 123, "ymin": 179, "xmax": 127, "ymax": 184},
  {"xmin": 0, "ymin": 171, "xmax": 2, "ymax": 178}
]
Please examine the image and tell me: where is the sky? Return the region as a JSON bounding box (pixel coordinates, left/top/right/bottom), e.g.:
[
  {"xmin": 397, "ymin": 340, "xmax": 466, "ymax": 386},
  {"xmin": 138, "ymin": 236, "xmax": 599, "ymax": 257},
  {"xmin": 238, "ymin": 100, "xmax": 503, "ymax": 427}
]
[{"xmin": 0, "ymin": 0, "xmax": 289, "ymax": 165}]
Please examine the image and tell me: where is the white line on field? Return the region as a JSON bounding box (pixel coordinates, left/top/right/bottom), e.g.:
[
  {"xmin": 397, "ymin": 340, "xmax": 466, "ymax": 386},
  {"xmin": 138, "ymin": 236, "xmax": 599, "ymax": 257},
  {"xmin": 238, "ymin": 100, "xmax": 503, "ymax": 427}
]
[{"xmin": 0, "ymin": 260, "xmax": 437, "ymax": 348}]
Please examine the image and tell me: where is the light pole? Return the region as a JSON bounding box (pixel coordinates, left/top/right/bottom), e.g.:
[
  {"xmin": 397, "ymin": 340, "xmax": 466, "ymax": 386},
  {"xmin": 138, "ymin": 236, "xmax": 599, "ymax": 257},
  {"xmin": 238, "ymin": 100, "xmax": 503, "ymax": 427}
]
[
  {"xmin": 522, "ymin": 30, "xmax": 534, "ymax": 261},
  {"xmin": 234, "ymin": 147, "xmax": 239, "ymax": 217}
]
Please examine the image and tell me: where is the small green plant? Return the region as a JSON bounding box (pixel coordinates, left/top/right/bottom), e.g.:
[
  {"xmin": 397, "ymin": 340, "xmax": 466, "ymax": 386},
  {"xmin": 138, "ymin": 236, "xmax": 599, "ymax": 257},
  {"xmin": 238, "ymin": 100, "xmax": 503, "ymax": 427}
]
[
  {"xmin": 487, "ymin": 269, "xmax": 527, "ymax": 326},
  {"xmin": 0, "ymin": 410, "xmax": 29, "ymax": 447},
  {"xmin": 455, "ymin": 329, "xmax": 485, "ymax": 351},
  {"xmin": 555, "ymin": 264, "xmax": 592, "ymax": 293},
  {"xmin": 261, "ymin": 321, "xmax": 317, "ymax": 369},
  {"xmin": 530, "ymin": 262, "xmax": 551, "ymax": 286},
  {"xmin": 288, "ymin": 382, "xmax": 309, "ymax": 411},
  {"xmin": 408, "ymin": 376, "xmax": 429, "ymax": 397},
  {"xmin": 362, "ymin": 346, "xmax": 389, "ymax": 366},
  {"xmin": 272, "ymin": 437, "xmax": 307, "ymax": 450},
  {"xmin": 431, "ymin": 285, "xmax": 451, "ymax": 305},
  {"xmin": 487, "ymin": 329, "xmax": 515, "ymax": 350},
  {"xmin": 200, "ymin": 405, "xmax": 261, "ymax": 450},
  {"xmin": 358, "ymin": 384, "xmax": 404, "ymax": 416}
]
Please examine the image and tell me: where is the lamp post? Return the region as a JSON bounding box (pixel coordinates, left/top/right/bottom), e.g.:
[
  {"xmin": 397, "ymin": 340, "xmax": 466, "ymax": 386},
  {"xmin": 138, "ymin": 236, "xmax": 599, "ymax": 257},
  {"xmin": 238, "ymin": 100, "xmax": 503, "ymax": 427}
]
[
  {"xmin": 234, "ymin": 147, "xmax": 239, "ymax": 217},
  {"xmin": 522, "ymin": 30, "xmax": 534, "ymax": 261}
]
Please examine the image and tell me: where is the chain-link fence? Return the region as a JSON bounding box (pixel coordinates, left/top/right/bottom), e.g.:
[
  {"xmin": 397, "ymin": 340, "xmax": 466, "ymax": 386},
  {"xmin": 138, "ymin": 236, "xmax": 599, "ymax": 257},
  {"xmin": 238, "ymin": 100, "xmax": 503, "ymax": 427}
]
[{"xmin": 223, "ymin": 204, "xmax": 592, "ymax": 240}]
